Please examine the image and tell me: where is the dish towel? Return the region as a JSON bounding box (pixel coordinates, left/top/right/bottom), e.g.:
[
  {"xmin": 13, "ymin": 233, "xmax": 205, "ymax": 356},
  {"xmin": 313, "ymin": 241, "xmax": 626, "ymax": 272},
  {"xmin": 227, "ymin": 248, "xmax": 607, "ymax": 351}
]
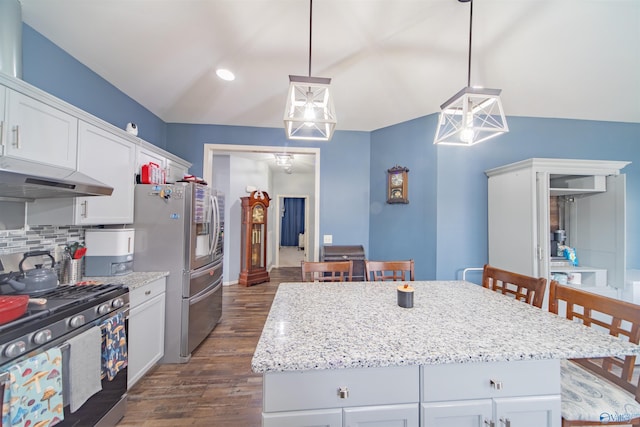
[
  {"xmin": 66, "ymin": 326, "xmax": 102, "ymax": 413},
  {"xmin": 101, "ymin": 312, "xmax": 128, "ymax": 381},
  {"xmin": 2, "ymin": 347, "xmax": 64, "ymax": 426}
]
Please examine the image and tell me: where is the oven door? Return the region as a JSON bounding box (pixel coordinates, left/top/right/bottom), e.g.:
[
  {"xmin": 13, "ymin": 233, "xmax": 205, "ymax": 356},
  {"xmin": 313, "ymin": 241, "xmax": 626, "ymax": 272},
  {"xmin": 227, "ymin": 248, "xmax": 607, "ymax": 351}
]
[
  {"xmin": 181, "ymin": 274, "xmax": 223, "ymax": 357},
  {"xmin": 0, "ymin": 306, "xmax": 129, "ymax": 427}
]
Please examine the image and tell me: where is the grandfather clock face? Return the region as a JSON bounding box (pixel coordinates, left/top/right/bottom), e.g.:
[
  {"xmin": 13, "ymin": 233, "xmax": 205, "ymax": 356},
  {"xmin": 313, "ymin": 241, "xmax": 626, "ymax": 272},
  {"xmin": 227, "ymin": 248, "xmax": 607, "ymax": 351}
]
[{"xmin": 252, "ymin": 205, "xmax": 265, "ymax": 223}]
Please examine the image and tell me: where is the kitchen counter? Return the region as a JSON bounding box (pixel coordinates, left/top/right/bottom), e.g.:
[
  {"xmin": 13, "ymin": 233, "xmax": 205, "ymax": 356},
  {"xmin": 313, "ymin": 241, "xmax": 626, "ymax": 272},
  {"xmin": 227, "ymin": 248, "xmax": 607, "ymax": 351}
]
[
  {"xmin": 252, "ymin": 281, "xmax": 640, "ymax": 373},
  {"xmin": 82, "ymin": 271, "xmax": 169, "ymax": 291}
]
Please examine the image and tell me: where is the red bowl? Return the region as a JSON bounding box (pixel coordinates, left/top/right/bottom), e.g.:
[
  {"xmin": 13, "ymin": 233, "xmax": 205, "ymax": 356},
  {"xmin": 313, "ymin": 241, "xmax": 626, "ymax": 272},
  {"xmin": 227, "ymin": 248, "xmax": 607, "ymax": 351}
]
[{"xmin": 0, "ymin": 295, "xmax": 29, "ymax": 325}]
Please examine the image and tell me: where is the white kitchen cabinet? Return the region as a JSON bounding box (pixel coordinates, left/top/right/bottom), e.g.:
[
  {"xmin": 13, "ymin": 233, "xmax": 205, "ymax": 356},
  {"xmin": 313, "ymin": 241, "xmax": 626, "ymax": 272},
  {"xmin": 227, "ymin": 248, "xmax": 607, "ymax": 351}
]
[
  {"xmin": 135, "ymin": 143, "xmax": 190, "ymax": 184},
  {"xmin": 344, "ymin": 404, "xmax": 419, "ymax": 427},
  {"xmin": 263, "ymin": 365, "xmax": 419, "ymax": 427},
  {"xmin": 3, "ymin": 89, "xmax": 78, "ymax": 169},
  {"xmin": 422, "ymin": 396, "xmax": 560, "ymax": 427},
  {"xmin": 421, "ymin": 359, "xmax": 560, "ymax": 427},
  {"xmin": 128, "ymin": 277, "xmax": 166, "ymax": 389},
  {"xmin": 136, "ymin": 144, "xmax": 166, "ymax": 173},
  {"xmin": 165, "ymin": 158, "xmax": 189, "ymax": 183},
  {"xmin": 0, "ymin": 86, "xmax": 5, "ymax": 152},
  {"xmin": 27, "ymin": 121, "xmax": 136, "ymax": 225},
  {"xmin": 485, "ymin": 158, "xmax": 630, "ymax": 306}
]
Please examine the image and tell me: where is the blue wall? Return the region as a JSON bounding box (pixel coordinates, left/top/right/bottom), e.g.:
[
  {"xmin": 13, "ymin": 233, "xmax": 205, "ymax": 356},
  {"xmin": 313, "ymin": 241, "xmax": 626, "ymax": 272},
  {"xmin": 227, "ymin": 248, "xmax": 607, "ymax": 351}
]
[
  {"xmin": 22, "ymin": 24, "xmax": 167, "ymax": 147},
  {"xmin": 369, "ymin": 116, "xmax": 438, "ymax": 280},
  {"xmin": 20, "ymin": 25, "xmax": 640, "ymax": 281},
  {"xmin": 166, "ymin": 124, "xmax": 371, "ymax": 249}
]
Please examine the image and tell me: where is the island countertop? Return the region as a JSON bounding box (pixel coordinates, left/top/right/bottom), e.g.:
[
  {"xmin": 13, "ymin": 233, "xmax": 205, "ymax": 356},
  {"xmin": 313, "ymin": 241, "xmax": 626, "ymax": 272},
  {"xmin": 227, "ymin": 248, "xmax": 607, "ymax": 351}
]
[{"xmin": 251, "ymin": 281, "xmax": 640, "ymax": 373}]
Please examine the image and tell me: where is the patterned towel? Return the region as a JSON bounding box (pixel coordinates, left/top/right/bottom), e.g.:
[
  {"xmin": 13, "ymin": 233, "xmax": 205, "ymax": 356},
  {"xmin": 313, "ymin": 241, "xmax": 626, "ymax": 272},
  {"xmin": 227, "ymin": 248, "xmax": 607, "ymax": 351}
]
[
  {"xmin": 101, "ymin": 312, "xmax": 128, "ymax": 381},
  {"xmin": 2, "ymin": 348, "xmax": 64, "ymax": 427}
]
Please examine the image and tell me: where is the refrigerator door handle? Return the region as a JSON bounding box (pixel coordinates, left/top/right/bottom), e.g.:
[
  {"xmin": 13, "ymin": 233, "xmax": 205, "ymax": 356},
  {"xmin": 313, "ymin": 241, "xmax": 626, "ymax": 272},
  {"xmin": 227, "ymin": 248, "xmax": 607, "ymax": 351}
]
[
  {"xmin": 190, "ymin": 281, "xmax": 222, "ymax": 305},
  {"xmin": 209, "ymin": 195, "xmax": 218, "ymax": 256}
]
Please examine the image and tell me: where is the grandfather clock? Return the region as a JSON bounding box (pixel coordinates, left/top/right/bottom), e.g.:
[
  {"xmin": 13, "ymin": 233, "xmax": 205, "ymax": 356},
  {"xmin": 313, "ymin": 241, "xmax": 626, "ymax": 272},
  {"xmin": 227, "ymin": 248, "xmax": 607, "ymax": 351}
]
[{"xmin": 239, "ymin": 190, "xmax": 271, "ymax": 286}]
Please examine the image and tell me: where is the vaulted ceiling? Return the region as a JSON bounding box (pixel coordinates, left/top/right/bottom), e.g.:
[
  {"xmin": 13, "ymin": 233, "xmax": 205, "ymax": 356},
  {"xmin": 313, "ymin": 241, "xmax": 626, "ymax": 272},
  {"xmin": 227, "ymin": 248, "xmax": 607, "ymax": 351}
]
[{"xmin": 20, "ymin": 0, "xmax": 640, "ymax": 133}]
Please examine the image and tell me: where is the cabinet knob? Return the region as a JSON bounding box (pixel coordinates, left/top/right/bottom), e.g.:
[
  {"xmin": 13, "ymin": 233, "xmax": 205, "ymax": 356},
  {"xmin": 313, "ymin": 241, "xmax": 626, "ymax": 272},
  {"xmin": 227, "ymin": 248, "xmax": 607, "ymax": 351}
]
[
  {"xmin": 499, "ymin": 418, "xmax": 511, "ymax": 427},
  {"xmin": 337, "ymin": 386, "xmax": 349, "ymax": 399},
  {"xmin": 490, "ymin": 379, "xmax": 503, "ymax": 390}
]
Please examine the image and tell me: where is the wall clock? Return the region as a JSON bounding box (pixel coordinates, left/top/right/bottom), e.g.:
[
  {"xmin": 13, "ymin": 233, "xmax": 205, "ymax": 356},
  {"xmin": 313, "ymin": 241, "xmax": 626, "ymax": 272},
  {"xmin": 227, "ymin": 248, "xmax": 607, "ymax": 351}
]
[
  {"xmin": 387, "ymin": 165, "xmax": 409, "ymax": 204},
  {"xmin": 239, "ymin": 190, "xmax": 271, "ymax": 286}
]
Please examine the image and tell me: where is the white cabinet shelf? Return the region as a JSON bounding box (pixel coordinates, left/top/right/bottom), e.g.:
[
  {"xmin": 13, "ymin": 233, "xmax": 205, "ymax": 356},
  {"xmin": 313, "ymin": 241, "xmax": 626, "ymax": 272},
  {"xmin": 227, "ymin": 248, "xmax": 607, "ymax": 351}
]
[{"xmin": 549, "ymin": 266, "xmax": 607, "ymax": 287}]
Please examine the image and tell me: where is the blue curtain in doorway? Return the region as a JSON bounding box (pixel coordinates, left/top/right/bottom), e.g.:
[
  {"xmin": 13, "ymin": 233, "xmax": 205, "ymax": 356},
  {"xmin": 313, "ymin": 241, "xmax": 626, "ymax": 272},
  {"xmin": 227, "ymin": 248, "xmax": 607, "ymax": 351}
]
[{"xmin": 281, "ymin": 198, "xmax": 305, "ymax": 246}]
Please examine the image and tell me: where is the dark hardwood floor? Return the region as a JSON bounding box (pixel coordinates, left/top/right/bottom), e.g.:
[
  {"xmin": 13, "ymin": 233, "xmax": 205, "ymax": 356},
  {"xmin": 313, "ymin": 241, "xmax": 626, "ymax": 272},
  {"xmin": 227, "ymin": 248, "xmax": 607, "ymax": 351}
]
[{"xmin": 118, "ymin": 267, "xmax": 300, "ymax": 427}]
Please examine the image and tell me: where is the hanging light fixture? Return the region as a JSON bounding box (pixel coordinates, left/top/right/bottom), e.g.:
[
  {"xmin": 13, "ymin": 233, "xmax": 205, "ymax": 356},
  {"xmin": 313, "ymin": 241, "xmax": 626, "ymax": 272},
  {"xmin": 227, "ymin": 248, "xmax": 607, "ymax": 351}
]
[
  {"xmin": 275, "ymin": 153, "xmax": 293, "ymax": 167},
  {"xmin": 434, "ymin": 0, "xmax": 508, "ymax": 146},
  {"xmin": 284, "ymin": 0, "xmax": 336, "ymax": 141}
]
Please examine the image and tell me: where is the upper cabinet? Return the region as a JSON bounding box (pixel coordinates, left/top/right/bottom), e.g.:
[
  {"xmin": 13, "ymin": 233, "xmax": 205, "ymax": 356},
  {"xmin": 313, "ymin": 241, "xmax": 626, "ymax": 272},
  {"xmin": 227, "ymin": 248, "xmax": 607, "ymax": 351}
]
[
  {"xmin": 28, "ymin": 122, "xmax": 136, "ymax": 225},
  {"xmin": 0, "ymin": 73, "xmax": 191, "ymax": 227},
  {"xmin": 486, "ymin": 158, "xmax": 630, "ymax": 305},
  {"xmin": 135, "ymin": 142, "xmax": 190, "ymax": 184},
  {"xmin": 75, "ymin": 121, "xmax": 136, "ymax": 224},
  {"xmin": 3, "ymin": 89, "xmax": 78, "ymax": 169}
]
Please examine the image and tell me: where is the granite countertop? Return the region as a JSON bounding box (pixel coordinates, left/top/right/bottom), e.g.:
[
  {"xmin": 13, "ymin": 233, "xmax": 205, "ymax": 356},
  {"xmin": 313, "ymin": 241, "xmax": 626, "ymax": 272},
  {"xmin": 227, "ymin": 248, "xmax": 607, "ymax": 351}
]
[
  {"xmin": 251, "ymin": 281, "xmax": 640, "ymax": 373},
  {"xmin": 82, "ymin": 271, "xmax": 169, "ymax": 291}
]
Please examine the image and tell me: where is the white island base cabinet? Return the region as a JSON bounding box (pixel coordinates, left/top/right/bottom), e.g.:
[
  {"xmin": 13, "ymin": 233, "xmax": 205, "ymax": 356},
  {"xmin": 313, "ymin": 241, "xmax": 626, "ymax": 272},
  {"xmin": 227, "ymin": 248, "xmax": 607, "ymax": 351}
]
[
  {"xmin": 421, "ymin": 359, "xmax": 561, "ymax": 427},
  {"xmin": 262, "ymin": 365, "xmax": 419, "ymax": 427}
]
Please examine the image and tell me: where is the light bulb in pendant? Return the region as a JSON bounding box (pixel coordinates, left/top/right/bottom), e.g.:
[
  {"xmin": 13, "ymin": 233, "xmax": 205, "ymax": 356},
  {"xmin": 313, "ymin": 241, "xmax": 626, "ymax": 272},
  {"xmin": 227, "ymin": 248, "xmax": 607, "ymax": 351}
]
[
  {"xmin": 460, "ymin": 109, "xmax": 474, "ymax": 143},
  {"xmin": 304, "ymin": 91, "xmax": 316, "ymax": 127}
]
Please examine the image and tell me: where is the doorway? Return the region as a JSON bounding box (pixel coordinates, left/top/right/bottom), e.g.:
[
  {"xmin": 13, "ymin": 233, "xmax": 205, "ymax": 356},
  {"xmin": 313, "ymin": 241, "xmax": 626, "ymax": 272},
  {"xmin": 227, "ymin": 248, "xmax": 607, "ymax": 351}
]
[
  {"xmin": 277, "ymin": 196, "xmax": 308, "ymax": 267},
  {"xmin": 202, "ymin": 144, "xmax": 320, "ymax": 284}
]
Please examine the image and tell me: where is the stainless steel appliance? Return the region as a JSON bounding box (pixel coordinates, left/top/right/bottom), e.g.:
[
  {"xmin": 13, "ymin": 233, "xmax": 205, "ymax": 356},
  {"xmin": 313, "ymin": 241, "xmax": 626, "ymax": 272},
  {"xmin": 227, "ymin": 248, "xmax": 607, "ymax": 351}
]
[
  {"xmin": 133, "ymin": 183, "xmax": 224, "ymax": 363},
  {"xmin": 0, "ymin": 283, "xmax": 129, "ymax": 426}
]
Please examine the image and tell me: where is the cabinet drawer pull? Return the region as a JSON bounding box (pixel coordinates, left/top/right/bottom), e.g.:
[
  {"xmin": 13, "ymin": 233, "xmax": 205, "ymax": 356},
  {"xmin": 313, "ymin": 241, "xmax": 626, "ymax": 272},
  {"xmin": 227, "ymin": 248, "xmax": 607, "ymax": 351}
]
[
  {"xmin": 499, "ymin": 418, "xmax": 511, "ymax": 427},
  {"xmin": 490, "ymin": 379, "xmax": 503, "ymax": 390},
  {"xmin": 337, "ymin": 386, "xmax": 349, "ymax": 399}
]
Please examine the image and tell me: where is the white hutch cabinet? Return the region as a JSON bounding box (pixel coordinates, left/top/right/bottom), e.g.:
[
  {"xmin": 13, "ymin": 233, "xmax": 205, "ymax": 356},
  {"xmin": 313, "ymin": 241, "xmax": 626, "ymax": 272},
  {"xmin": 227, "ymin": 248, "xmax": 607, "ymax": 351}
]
[{"xmin": 485, "ymin": 158, "xmax": 629, "ymax": 304}]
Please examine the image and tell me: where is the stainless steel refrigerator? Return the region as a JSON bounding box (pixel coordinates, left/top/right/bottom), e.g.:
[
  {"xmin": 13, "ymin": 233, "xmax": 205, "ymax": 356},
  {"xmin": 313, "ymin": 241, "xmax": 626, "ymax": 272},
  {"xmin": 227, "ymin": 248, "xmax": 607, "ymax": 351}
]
[{"xmin": 133, "ymin": 182, "xmax": 224, "ymax": 363}]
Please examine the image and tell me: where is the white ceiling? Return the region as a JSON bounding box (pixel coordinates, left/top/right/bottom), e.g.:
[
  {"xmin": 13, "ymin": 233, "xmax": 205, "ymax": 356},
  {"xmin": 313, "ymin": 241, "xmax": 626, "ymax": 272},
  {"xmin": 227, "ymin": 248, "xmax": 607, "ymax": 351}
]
[{"xmin": 19, "ymin": 0, "xmax": 640, "ymax": 134}]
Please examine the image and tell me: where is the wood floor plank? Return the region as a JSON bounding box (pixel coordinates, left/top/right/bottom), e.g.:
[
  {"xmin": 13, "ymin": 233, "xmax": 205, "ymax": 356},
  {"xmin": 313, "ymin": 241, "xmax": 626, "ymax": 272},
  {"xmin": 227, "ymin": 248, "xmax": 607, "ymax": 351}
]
[{"xmin": 118, "ymin": 267, "xmax": 298, "ymax": 427}]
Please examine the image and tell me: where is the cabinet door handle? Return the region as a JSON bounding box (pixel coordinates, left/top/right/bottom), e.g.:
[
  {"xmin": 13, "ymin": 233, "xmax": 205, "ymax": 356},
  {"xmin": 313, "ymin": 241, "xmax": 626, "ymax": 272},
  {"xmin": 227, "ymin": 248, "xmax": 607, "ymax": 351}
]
[
  {"xmin": 13, "ymin": 125, "xmax": 20, "ymax": 149},
  {"xmin": 490, "ymin": 379, "xmax": 503, "ymax": 390},
  {"xmin": 145, "ymin": 290, "xmax": 151, "ymax": 296},
  {"xmin": 0, "ymin": 121, "xmax": 4, "ymax": 151},
  {"xmin": 81, "ymin": 200, "xmax": 88, "ymax": 218},
  {"xmin": 499, "ymin": 418, "xmax": 511, "ymax": 427},
  {"xmin": 337, "ymin": 386, "xmax": 349, "ymax": 399},
  {"xmin": 483, "ymin": 420, "xmax": 495, "ymax": 427},
  {"xmin": 128, "ymin": 237, "xmax": 132, "ymax": 253}
]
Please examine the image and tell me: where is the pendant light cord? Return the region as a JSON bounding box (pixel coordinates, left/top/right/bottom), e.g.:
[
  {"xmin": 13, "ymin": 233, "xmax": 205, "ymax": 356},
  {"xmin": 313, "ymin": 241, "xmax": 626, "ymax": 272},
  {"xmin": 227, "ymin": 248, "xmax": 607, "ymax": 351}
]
[
  {"xmin": 467, "ymin": 0, "xmax": 473, "ymax": 87},
  {"xmin": 308, "ymin": 0, "xmax": 313, "ymax": 77}
]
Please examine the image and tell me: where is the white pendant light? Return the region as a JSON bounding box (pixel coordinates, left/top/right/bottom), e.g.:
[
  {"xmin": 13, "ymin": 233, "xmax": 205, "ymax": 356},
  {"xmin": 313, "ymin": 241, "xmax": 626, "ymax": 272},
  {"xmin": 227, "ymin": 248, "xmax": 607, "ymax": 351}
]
[
  {"xmin": 434, "ymin": 0, "xmax": 508, "ymax": 146},
  {"xmin": 284, "ymin": 0, "xmax": 336, "ymax": 141}
]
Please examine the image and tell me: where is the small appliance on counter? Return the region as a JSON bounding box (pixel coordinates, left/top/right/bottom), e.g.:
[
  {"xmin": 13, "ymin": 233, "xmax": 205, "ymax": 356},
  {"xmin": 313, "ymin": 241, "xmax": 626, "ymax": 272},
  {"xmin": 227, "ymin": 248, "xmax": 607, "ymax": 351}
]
[{"xmin": 84, "ymin": 229, "xmax": 135, "ymax": 276}]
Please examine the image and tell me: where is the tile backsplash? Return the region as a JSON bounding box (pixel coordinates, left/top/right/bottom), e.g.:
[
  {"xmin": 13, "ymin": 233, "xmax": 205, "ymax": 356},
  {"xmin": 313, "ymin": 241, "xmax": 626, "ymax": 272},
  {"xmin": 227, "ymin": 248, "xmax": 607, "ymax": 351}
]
[{"xmin": 0, "ymin": 226, "xmax": 85, "ymax": 255}]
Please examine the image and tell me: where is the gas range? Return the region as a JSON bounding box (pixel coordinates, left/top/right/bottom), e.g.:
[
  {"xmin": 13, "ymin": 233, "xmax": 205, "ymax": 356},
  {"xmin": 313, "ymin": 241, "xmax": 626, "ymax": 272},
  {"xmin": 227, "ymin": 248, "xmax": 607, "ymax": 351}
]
[{"xmin": 0, "ymin": 284, "xmax": 129, "ymax": 366}]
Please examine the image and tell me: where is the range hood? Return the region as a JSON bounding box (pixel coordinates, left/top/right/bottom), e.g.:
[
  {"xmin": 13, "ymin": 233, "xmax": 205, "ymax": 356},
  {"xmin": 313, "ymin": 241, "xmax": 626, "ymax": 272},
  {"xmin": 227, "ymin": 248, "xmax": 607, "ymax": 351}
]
[{"xmin": 0, "ymin": 157, "xmax": 113, "ymax": 202}]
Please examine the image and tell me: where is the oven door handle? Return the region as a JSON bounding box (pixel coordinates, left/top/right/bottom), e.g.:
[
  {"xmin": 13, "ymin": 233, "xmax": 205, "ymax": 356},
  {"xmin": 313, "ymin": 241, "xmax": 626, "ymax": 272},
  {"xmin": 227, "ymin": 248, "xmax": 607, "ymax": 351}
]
[{"xmin": 190, "ymin": 281, "xmax": 221, "ymax": 305}]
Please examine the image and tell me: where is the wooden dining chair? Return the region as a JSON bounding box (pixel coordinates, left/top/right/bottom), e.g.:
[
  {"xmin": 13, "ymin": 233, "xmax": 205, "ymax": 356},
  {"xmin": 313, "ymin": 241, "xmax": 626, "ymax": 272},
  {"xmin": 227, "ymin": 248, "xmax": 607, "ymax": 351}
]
[
  {"xmin": 301, "ymin": 261, "xmax": 353, "ymax": 282},
  {"xmin": 481, "ymin": 264, "xmax": 547, "ymax": 308},
  {"xmin": 365, "ymin": 260, "xmax": 414, "ymax": 281},
  {"xmin": 549, "ymin": 280, "xmax": 640, "ymax": 427}
]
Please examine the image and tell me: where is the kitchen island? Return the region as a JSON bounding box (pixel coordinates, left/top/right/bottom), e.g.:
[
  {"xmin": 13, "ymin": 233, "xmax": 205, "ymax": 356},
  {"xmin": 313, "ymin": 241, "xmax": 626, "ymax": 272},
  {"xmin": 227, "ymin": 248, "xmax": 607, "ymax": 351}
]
[{"xmin": 252, "ymin": 281, "xmax": 640, "ymax": 427}]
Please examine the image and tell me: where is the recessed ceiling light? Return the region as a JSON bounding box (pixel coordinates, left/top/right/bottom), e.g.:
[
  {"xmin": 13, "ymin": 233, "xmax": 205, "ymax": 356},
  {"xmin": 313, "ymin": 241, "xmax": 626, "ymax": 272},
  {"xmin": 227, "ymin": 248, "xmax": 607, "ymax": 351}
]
[{"xmin": 216, "ymin": 68, "xmax": 235, "ymax": 81}]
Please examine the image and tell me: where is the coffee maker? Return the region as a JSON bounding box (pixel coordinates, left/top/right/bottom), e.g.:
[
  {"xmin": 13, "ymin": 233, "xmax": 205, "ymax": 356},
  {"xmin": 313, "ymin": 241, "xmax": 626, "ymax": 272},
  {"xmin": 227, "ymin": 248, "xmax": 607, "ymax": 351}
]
[{"xmin": 550, "ymin": 229, "xmax": 566, "ymax": 257}]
